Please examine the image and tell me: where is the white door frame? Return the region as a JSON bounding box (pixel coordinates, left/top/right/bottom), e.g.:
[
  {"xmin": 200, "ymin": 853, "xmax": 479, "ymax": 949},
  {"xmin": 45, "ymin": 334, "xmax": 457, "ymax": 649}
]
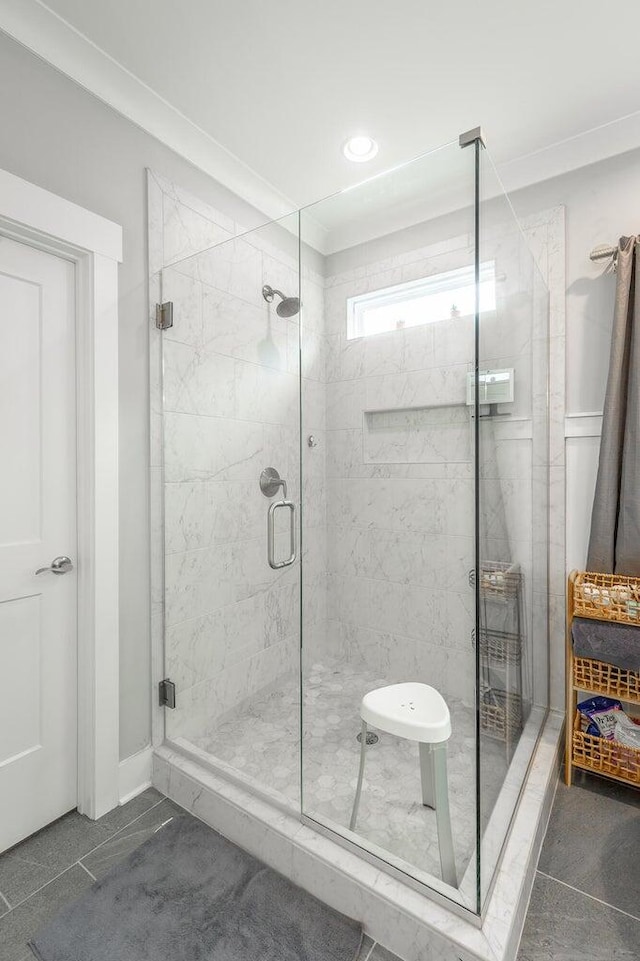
[{"xmin": 0, "ymin": 167, "xmax": 122, "ymax": 820}]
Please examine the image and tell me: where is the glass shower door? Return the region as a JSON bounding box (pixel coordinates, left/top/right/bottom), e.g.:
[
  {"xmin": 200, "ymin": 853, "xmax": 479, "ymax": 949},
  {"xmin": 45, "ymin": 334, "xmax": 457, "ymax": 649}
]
[
  {"xmin": 299, "ymin": 142, "xmax": 481, "ymax": 910},
  {"xmin": 160, "ymin": 212, "xmax": 304, "ymax": 805},
  {"xmin": 477, "ymin": 150, "xmax": 550, "ymax": 905}
]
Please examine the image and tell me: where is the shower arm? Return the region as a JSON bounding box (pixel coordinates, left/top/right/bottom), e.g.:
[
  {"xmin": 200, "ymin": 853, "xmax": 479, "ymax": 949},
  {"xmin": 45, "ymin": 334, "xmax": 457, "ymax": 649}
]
[{"xmin": 262, "ymin": 284, "xmax": 286, "ymax": 303}]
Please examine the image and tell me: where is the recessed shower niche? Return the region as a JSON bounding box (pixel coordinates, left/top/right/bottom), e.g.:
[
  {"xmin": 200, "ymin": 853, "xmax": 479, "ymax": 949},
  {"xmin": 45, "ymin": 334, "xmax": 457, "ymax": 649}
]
[{"xmin": 363, "ymin": 405, "xmax": 471, "ymax": 464}]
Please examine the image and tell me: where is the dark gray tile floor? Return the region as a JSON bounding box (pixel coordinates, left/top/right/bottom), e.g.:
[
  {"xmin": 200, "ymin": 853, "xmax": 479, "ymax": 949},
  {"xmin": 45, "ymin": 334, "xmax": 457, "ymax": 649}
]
[
  {"xmin": 0, "ymin": 789, "xmax": 181, "ymax": 961},
  {"xmin": 517, "ymin": 770, "xmax": 640, "ymax": 960},
  {"xmin": 1, "ymin": 771, "xmax": 637, "ymax": 961}
]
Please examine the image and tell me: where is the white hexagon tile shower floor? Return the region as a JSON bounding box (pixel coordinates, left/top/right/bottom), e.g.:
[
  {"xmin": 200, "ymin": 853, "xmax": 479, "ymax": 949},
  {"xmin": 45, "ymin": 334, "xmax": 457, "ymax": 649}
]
[{"xmin": 191, "ymin": 660, "xmax": 507, "ymax": 881}]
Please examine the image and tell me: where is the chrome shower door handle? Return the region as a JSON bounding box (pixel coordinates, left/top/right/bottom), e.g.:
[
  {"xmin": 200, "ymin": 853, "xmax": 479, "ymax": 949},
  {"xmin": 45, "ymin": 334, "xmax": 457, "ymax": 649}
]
[
  {"xmin": 35, "ymin": 555, "xmax": 74, "ymax": 575},
  {"xmin": 267, "ymin": 499, "xmax": 296, "ymax": 570}
]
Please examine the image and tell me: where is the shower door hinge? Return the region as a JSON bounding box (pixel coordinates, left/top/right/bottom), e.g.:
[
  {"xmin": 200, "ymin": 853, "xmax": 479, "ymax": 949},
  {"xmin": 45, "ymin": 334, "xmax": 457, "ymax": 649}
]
[
  {"xmin": 158, "ymin": 678, "xmax": 176, "ymax": 709},
  {"xmin": 155, "ymin": 301, "xmax": 174, "ymax": 330}
]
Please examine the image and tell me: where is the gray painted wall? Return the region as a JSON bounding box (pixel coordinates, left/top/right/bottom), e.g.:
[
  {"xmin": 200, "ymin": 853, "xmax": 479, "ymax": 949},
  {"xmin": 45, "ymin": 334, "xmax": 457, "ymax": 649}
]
[
  {"xmin": 2, "ymin": 27, "xmax": 639, "ymax": 763},
  {"xmin": 509, "ymin": 148, "xmax": 640, "ymax": 416},
  {"xmin": 0, "ymin": 32, "xmax": 274, "ymax": 761}
]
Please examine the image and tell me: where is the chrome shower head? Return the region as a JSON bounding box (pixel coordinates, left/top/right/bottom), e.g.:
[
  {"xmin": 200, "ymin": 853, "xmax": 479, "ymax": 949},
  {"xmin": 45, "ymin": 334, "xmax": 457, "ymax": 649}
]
[
  {"xmin": 276, "ymin": 296, "xmax": 301, "ymax": 318},
  {"xmin": 262, "ymin": 284, "xmax": 300, "ymax": 318}
]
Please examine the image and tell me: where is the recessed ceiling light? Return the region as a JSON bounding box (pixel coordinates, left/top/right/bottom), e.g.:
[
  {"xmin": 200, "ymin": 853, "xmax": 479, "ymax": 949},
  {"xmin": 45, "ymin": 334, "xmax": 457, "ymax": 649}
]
[{"xmin": 342, "ymin": 135, "xmax": 379, "ymax": 163}]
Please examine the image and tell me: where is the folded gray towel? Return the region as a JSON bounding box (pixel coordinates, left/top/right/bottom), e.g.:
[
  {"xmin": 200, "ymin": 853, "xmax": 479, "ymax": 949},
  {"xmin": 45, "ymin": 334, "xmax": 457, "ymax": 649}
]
[{"xmin": 572, "ymin": 616, "xmax": 640, "ymax": 672}]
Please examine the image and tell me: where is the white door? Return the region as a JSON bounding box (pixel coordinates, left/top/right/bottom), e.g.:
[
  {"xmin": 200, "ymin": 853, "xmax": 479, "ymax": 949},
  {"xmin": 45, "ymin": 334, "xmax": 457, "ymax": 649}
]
[{"xmin": 0, "ymin": 235, "xmax": 77, "ymax": 852}]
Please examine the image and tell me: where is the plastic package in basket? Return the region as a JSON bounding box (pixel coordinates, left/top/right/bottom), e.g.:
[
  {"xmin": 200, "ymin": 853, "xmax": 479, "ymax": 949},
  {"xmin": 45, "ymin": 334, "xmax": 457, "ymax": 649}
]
[
  {"xmin": 578, "ymin": 695, "xmax": 622, "ymax": 739},
  {"xmin": 614, "ymin": 713, "xmax": 640, "ymax": 749}
]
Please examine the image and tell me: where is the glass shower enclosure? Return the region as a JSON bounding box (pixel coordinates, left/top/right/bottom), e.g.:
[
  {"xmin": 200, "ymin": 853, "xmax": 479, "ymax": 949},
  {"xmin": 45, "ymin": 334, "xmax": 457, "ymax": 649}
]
[{"xmin": 158, "ymin": 133, "xmax": 549, "ymax": 915}]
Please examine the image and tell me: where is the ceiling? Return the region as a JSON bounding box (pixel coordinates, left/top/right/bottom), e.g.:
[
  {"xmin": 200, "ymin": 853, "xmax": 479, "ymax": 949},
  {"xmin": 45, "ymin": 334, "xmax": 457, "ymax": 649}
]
[
  {"xmin": 18, "ymin": 0, "xmax": 640, "ymax": 235},
  {"xmin": 7, "ymin": 0, "xmax": 640, "ymax": 250}
]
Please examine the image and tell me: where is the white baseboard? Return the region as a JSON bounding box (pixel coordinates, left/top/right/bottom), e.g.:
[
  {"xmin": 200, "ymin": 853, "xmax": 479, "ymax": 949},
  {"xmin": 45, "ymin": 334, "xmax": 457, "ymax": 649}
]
[{"xmin": 118, "ymin": 747, "xmax": 153, "ymax": 805}]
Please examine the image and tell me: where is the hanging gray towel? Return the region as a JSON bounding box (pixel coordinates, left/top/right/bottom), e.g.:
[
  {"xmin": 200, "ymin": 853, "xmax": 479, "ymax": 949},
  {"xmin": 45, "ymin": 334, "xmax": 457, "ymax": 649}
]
[{"xmin": 587, "ymin": 236, "xmax": 640, "ymax": 575}]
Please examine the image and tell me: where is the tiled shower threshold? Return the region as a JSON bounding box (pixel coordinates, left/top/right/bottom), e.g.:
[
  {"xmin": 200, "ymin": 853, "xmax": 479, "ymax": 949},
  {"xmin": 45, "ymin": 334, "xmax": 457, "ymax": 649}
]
[{"xmin": 153, "ymin": 710, "xmax": 563, "ymax": 961}]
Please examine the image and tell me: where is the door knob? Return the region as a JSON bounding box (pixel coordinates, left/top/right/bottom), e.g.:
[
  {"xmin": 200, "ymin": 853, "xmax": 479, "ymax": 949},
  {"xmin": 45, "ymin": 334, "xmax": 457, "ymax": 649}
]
[{"xmin": 35, "ymin": 555, "xmax": 74, "ymax": 576}]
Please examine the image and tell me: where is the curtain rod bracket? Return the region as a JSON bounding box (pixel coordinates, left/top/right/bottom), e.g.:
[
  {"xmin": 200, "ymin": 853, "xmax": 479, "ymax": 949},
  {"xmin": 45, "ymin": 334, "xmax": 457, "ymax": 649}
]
[{"xmin": 590, "ymin": 244, "xmax": 618, "ymax": 272}]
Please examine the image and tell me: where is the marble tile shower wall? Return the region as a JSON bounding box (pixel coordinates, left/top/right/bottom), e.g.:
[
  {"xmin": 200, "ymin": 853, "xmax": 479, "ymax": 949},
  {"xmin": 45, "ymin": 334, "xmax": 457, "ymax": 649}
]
[
  {"xmin": 299, "ymin": 275, "xmax": 329, "ymax": 660},
  {"xmin": 321, "ymin": 225, "xmax": 552, "ymax": 709},
  {"xmin": 322, "ymin": 240, "xmax": 480, "ymax": 704},
  {"xmin": 148, "ymin": 172, "xmax": 326, "ymax": 743},
  {"xmin": 162, "ymin": 257, "xmax": 298, "ymax": 741},
  {"xmin": 522, "ymin": 209, "xmax": 566, "ymax": 711},
  {"xmin": 477, "ymin": 224, "xmax": 551, "ymax": 712}
]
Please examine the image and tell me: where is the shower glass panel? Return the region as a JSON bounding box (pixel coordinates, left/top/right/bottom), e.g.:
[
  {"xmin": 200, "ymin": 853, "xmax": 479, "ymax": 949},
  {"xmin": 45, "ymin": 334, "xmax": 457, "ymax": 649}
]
[
  {"xmin": 299, "ymin": 141, "xmax": 480, "ymax": 908},
  {"xmin": 160, "ymin": 211, "xmax": 303, "ymax": 805},
  {"xmin": 477, "ymin": 152, "xmax": 550, "ymax": 906},
  {"xmin": 158, "ymin": 136, "xmax": 550, "ymax": 917}
]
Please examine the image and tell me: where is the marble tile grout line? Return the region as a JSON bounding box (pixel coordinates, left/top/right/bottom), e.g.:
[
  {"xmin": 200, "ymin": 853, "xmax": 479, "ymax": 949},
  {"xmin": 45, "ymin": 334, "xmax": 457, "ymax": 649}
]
[
  {"xmin": 535, "ymin": 870, "xmax": 640, "ymax": 924},
  {"xmin": 1, "ymin": 794, "xmax": 166, "ymax": 915}
]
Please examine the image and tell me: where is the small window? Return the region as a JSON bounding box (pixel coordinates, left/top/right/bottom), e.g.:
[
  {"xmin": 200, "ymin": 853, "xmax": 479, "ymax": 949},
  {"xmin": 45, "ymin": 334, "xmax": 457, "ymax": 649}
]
[{"xmin": 346, "ymin": 262, "xmax": 496, "ymax": 340}]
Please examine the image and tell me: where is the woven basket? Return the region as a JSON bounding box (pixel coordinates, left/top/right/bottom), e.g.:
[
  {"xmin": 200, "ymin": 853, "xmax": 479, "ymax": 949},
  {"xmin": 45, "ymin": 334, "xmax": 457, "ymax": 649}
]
[
  {"xmin": 480, "ymin": 690, "xmax": 522, "ymax": 741},
  {"xmin": 478, "ymin": 561, "xmax": 521, "ymax": 599},
  {"xmin": 572, "ymin": 711, "xmax": 640, "ymax": 785},
  {"xmin": 478, "ymin": 628, "xmax": 521, "ymax": 665},
  {"xmin": 573, "ymin": 656, "xmax": 640, "ymax": 703},
  {"xmin": 573, "ymin": 571, "xmax": 640, "ymax": 626}
]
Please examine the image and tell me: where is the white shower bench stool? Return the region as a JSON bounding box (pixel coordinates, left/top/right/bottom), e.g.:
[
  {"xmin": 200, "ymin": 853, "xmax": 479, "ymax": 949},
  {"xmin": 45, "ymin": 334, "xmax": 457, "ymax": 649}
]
[{"xmin": 349, "ymin": 682, "xmax": 457, "ymax": 887}]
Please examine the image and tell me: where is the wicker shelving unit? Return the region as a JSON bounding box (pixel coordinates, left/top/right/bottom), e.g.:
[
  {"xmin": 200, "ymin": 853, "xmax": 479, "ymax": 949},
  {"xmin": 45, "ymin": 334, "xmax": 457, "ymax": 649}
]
[{"xmin": 565, "ymin": 570, "xmax": 640, "ymax": 788}]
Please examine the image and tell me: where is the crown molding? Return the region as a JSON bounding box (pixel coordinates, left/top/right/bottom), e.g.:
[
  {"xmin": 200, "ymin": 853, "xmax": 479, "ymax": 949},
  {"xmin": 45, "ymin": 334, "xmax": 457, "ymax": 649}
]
[
  {"xmin": 2, "ymin": 1, "xmax": 639, "ymax": 255},
  {"xmin": 496, "ymin": 110, "xmax": 640, "ymax": 194},
  {"xmin": 0, "ymin": 0, "xmax": 300, "ymax": 226}
]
